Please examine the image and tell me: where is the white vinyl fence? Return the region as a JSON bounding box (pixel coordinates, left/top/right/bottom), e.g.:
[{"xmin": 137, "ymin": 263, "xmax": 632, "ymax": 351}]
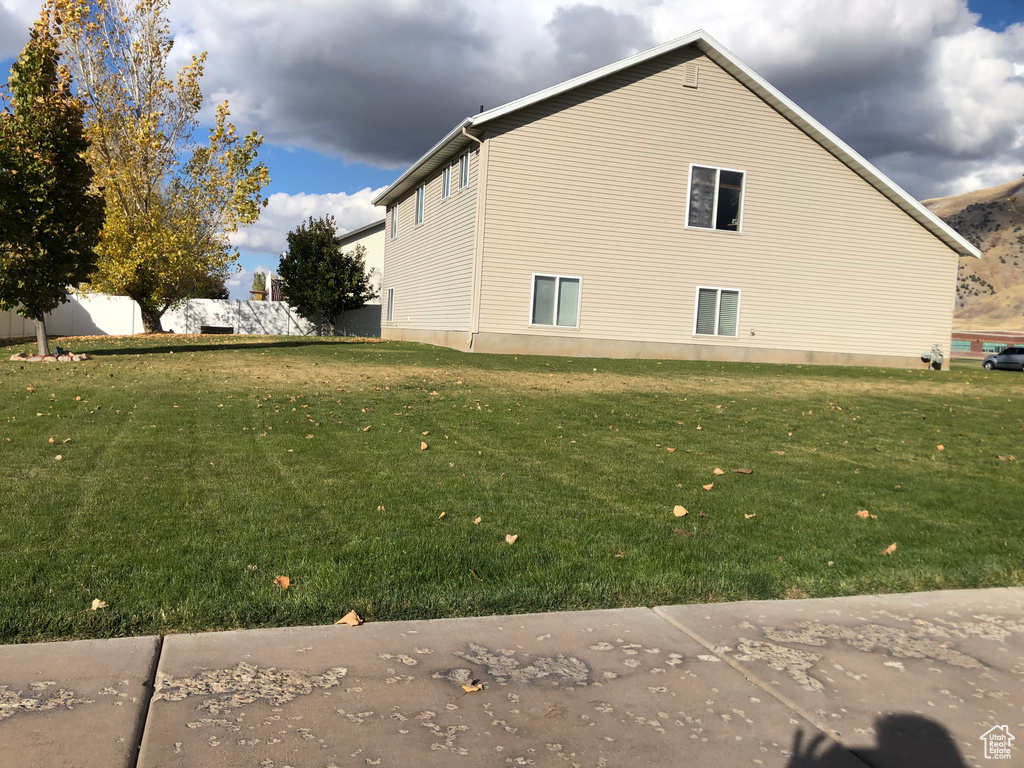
[{"xmin": 0, "ymin": 294, "xmax": 381, "ymax": 339}]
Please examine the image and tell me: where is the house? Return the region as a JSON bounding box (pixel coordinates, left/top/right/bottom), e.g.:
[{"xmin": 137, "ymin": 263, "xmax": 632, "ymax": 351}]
[
  {"xmin": 372, "ymin": 31, "xmax": 979, "ymax": 368},
  {"xmin": 337, "ymin": 218, "xmax": 386, "ymax": 305}
]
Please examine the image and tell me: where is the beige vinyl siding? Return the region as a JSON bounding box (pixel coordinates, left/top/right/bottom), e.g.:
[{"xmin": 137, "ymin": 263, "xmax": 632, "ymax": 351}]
[
  {"xmin": 338, "ymin": 224, "xmax": 384, "ymax": 304},
  {"xmin": 383, "ymin": 150, "xmax": 478, "ymax": 332},
  {"xmin": 475, "ymin": 47, "xmax": 958, "ymax": 358}
]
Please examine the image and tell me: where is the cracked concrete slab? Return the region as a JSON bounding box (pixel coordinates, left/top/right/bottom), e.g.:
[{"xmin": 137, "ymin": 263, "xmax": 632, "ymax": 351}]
[
  {"xmin": 0, "ymin": 635, "xmax": 160, "ymax": 768},
  {"xmin": 656, "ymin": 587, "xmax": 1024, "ymax": 768},
  {"xmin": 137, "ymin": 608, "xmax": 864, "ymax": 768}
]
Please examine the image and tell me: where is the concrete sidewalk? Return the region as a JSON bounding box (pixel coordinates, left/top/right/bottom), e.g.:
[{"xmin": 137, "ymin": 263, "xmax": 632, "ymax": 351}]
[{"xmin": 1, "ymin": 588, "xmax": 1021, "ymax": 768}]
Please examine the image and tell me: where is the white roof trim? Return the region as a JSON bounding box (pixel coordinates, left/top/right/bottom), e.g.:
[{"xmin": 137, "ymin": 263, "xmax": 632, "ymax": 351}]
[{"xmin": 372, "ymin": 30, "xmax": 980, "ymax": 258}]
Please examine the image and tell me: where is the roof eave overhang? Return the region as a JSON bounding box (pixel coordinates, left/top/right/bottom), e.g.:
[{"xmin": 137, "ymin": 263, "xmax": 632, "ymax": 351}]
[{"xmin": 372, "ymin": 119, "xmax": 475, "ymax": 207}]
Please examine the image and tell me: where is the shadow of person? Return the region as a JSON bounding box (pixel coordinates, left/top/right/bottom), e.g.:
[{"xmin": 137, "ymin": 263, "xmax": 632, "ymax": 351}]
[{"xmin": 786, "ymin": 714, "xmax": 968, "ymax": 768}]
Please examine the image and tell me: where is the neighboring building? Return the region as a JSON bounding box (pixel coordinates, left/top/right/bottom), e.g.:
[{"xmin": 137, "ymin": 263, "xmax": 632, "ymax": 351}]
[
  {"xmin": 373, "ymin": 31, "xmax": 979, "ymax": 368},
  {"xmin": 951, "ymin": 330, "xmax": 1024, "ymax": 358},
  {"xmin": 337, "ymin": 218, "xmax": 386, "ymax": 305}
]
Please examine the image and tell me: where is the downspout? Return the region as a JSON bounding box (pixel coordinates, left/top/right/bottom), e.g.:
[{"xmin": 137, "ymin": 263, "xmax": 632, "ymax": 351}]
[{"xmin": 462, "ymin": 127, "xmax": 486, "ymax": 351}]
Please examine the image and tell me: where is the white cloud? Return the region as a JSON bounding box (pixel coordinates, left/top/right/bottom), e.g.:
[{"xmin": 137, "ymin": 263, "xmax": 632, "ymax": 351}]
[{"xmin": 230, "ymin": 188, "xmax": 386, "ymax": 256}]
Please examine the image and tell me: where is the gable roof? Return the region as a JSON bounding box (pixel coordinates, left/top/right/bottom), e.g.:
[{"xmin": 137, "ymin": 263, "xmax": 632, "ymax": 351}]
[{"xmin": 373, "ymin": 30, "xmax": 980, "ymax": 259}]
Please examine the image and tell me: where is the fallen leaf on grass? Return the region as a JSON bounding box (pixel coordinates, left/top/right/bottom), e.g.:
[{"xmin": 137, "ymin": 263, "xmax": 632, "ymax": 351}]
[
  {"xmin": 461, "ymin": 680, "xmax": 483, "ymax": 693},
  {"xmin": 90, "ymin": 599, "xmax": 107, "ymax": 610},
  {"xmin": 362, "ymin": 425, "xmax": 371, "ymax": 432},
  {"xmin": 744, "ymin": 513, "xmax": 756, "ymax": 519},
  {"xmin": 505, "ymin": 534, "xmax": 518, "ymax": 545},
  {"xmin": 696, "ymin": 425, "xmax": 702, "ymax": 431},
  {"xmin": 420, "ymin": 441, "xmax": 429, "ymax": 450},
  {"xmin": 469, "ymin": 569, "xmax": 480, "ymax": 580},
  {"xmin": 856, "ymin": 510, "xmax": 877, "ymax": 519},
  {"xmin": 438, "ymin": 512, "xmax": 446, "ymax": 519},
  {"xmin": 937, "ymin": 445, "xmax": 945, "ymax": 451},
  {"xmin": 881, "ymin": 543, "xmax": 897, "ymax": 556},
  {"xmin": 673, "ymin": 505, "xmax": 688, "ymax": 517},
  {"xmin": 614, "ymin": 550, "xmax": 625, "ymax": 558},
  {"xmin": 422, "ymin": 431, "xmax": 429, "ymax": 436},
  {"xmin": 774, "ymin": 451, "xmax": 785, "ymax": 455},
  {"xmin": 273, "ymin": 575, "xmax": 291, "ymax": 590},
  {"xmin": 376, "ymin": 505, "xmax": 386, "ymax": 512},
  {"xmin": 48, "ymin": 437, "xmax": 54, "ymax": 443},
  {"xmin": 62, "ymin": 438, "xmax": 71, "ymax": 444},
  {"xmin": 54, "ymin": 455, "xmax": 62, "ymax": 461},
  {"xmin": 702, "ymin": 483, "xmax": 714, "ymax": 491},
  {"xmin": 666, "ymin": 447, "xmax": 676, "ymax": 453},
  {"xmin": 733, "ymin": 468, "xmax": 753, "ymax": 474},
  {"xmin": 473, "ymin": 516, "xmax": 481, "ymax": 524},
  {"xmin": 713, "ymin": 468, "xmax": 725, "ymax": 475},
  {"xmin": 26, "ymin": 386, "xmax": 35, "ymax": 393},
  {"xmin": 336, "ymin": 610, "xmax": 364, "ymax": 626},
  {"xmin": 997, "ymin": 455, "xmax": 1016, "ymax": 461},
  {"xmin": 306, "ymin": 434, "xmax": 314, "ymax": 439}
]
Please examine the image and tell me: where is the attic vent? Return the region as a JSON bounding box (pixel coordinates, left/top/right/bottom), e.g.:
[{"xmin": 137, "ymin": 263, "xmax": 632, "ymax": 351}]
[{"xmin": 683, "ymin": 63, "xmax": 699, "ymax": 89}]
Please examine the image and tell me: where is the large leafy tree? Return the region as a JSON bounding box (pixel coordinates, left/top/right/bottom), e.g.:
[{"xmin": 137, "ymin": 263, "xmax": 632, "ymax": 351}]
[
  {"xmin": 0, "ymin": 9, "xmax": 104, "ymax": 356},
  {"xmin": 279, "ymin": 215, "xmax": 377, "ymax": 335},
  {"xmin": 52, "ymin": 0, "xmax": 269, "ymax": 332}
]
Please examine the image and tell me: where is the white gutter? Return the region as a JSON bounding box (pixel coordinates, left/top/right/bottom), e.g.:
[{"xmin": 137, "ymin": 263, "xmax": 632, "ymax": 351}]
[{"xmin": 372, "ymin": 119, "xmax": 472, "ymax": 207}]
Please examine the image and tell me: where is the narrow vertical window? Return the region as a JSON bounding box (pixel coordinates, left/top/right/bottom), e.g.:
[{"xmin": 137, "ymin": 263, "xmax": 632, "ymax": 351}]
[
  {"xmin": 459, "ymin": 152, "xmax": 469, "ymax": 189},
  {"xmin": 441, "ymin": 165, "xmax": 451, "ymax": 199},
  {"xmin": 390, "ymin": 203, "xmax": 398, "ymax": 239},
  {"xmin": 415, "ymin": 185, "xmax": 425, "ymax": 225},
  {"xmin": 686, "ymin": 165, "xmax": 745, "ymax": 232},
  {"xmin": 693, "ymin": 287, "xmax": 740, "ymax": 336},
  {"xmin": 531, "ymin": 274, "xmax": 581, "ymax": 328},
  {"xmin": 386, "ymin": 287, "xmax": 394, "ymax": 322}
]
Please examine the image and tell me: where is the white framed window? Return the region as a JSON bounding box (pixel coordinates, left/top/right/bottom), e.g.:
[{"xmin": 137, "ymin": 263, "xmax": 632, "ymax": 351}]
[
  {"xmin": 686, "ymin": 164, "xmax": 745, "ymax": 232},
  {"xmin": 386, "ymin": 287, "xmax": 394, "ymax": 322},
  {"xmin": 458, "ymin": 152, "xmax": 469, "ymax": 189},
  {"xmin": 415, "ymin": 184, "xmax": 425, "ymax": 225},
  {"xmin": 693, "ymin": 286, "xmax": 740, "ymax": 337},
  {"xmin": 389, "ymin": 203, "xmax": 398, "ymax": 239},
  {"xmin": 530, "ymin": 274, "xmax": 581, "ymax": 329},
  {"xmin": 441, "ymin": 165, "xmax": 451, "ymax": 199}
]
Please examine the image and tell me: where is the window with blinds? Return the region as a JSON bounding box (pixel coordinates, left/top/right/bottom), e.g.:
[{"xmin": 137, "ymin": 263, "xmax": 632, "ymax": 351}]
[
  {"xmin": 686, "ymin": 165, "xmax": 745, "ymax": 232},
  {"xmin": 531, "ymin": 274, "xmax": 581, "ymax": 328},
  {"xmin": 694, "ymin": 287, "xmax": 740, "ymax": 336}
]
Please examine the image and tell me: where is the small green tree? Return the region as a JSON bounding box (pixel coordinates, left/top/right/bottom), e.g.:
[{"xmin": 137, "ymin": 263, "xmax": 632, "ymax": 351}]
[
  {"xmin": 0, "ymin": 10, "xmax": 104, "ymax": 355},
  {"xmin": 250, "ymin": 270, "xmax": 266, "ymax": 299},
  {"xmin": 278, "ymin": 215, "xmax": 376, "ymax": 335}
]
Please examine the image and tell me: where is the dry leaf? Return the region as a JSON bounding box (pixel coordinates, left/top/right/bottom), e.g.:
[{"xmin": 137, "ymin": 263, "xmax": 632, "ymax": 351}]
[
  {"xmin": 673, "ymin": 505, "xmax": 688, "ymax": 517},
  {"xmin": 696, "ymin": 425, "xmax": 702, "ymax": 430},
  {"xmin": 744, "ymin": 513, "xmax": 756, "ymax": 519},
  {"xmin": 702, "ymin": 483, "xmax": 714, "ymax": 491},
  {"xmin": 336, "ymin": 610, "xmax": 364, "ymax": 626},
  {"xmin": 362, "ymin": 425, "xmax": 371, "ymax": 432},
  {"xmin": 666, "ymin": 447, "xmax": 676, "ymax": 453},
  {"xmin": 713, "ymin": 468, "xmax": 725, "ymax": 475},
  {"xmin": 306, "ymin": 434, "xmax": 314, "ymax": 439},
  {"xmin": 614, "ymin": 550, "xmax": 625, "ymax": 558},
  {"xmin": 856, "ymin": 510, "xmax": 871, "ymax": 518},
  {"xmin": 422, "ymin": 431, "xmax": 429, "ymax": 436},
  {"xmin": 438, "ymin": 511, "xmax": 446, "ymax": 519},
  {"xmin": 473, "ymin": 516, "xmax": 481, "ymax": 524},
  {"xmin": 997, "ymin": 455, "xmax": 1016, "ymax": 461},
  {"xmin": 733, "ymin": 468, "xmax": 753, "ymax": 474},
  {"xmin": 469, "ymin": 569, "xmax": 480, "ymax": 580},
  {"xmin": 937, "ymin": 445, "xmax": 945, "ymax": 451},
  {"xmin": 274, "ymin": 575, "xmax": 291, "ymax": 589},
  {"xmin": 429, "ymin": 390, "xmax": 439, "ymax": 395},
  {"xmin": 26, "ymin": 385, "xmax": 35, "ymax": 393},
  {"xmin": 881, "ymin": 542, "xmax": 897, "ymax": 556},
  {"xmin": 62, "ymin": 438, "xmax": 71, "ymax": 444},
  {"xmin": 774, "ymin": 451, "xmax": 786, "ymax": 455},
  {"xmin": 48, "ymin": 437, "xmax": 54, "ymax": 443},
  {"xmin": 420, "ymin": 441, "xmax": 428, "ymax": 450},
  {"xmin": 376, "ymin": 505, "xmax": 386, "ymax": 512},
  {"xmin": 90, "ymin": 598, "xmax": 107, "ymax": 610},
  {"xmin": 54, "ymin": 455, "xmax": 62, "ymax": 461},
  {"xmin": 461, "ymin": 680, "xmax": 483, "ymax": 693},
  {"xmin": 505, "ymin": 534, "xmax": 518, "ymax": 545}
]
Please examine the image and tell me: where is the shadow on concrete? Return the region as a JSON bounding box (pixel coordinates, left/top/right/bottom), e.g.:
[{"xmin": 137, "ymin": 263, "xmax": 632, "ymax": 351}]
[
  {"xmin": 787, "ymin": 715, "xmax": 967, "ymax": 768},
  {"xmin": 83, "ymin": 338, "xmax": 380, "ymax": 356}
]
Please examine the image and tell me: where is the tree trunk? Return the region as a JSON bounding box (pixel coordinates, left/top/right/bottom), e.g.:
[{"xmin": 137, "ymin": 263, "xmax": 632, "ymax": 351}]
[
  {"xmin": 139, "ymin": 305, "xmax": 165, "ymax": 334},
  {"xmin": 34, "ymin": 314, "xmax": 50, "ymax": 357}
]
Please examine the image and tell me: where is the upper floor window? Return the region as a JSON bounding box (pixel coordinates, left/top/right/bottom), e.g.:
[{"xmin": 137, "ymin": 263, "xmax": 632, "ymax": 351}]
[
  {"xmin": 459, "ymin": 152, "xmax": 470, "ymax": 189},
  {"xmin": 442, "ymin": 165, "xmax": 451, "ymax": 199},
  {"xmin": 415, "ymin": 184, "xmax": 425, "ymax": 225},
  {"xmin": 687, "ymin": 165, "xmax": 745, "ymax": 232},
  {"xmin": 386, "ymin": 287, "xmax": 395, "ymax": 322},
  {"xmin": 390, "ymin": 203, "xmax": 398, "ymax": 239}
]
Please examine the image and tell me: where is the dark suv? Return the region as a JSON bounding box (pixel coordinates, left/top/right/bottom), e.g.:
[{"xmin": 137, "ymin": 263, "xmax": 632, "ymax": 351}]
[{"xmin": 983, "ymin": 346, "xmax": 1024, "ymax": 371}]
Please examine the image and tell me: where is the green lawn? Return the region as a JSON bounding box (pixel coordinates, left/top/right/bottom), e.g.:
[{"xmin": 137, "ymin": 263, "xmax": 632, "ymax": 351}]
[{"xmin": 1, "ymin": 335, "xmax": 1021, "ymax": 643}]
